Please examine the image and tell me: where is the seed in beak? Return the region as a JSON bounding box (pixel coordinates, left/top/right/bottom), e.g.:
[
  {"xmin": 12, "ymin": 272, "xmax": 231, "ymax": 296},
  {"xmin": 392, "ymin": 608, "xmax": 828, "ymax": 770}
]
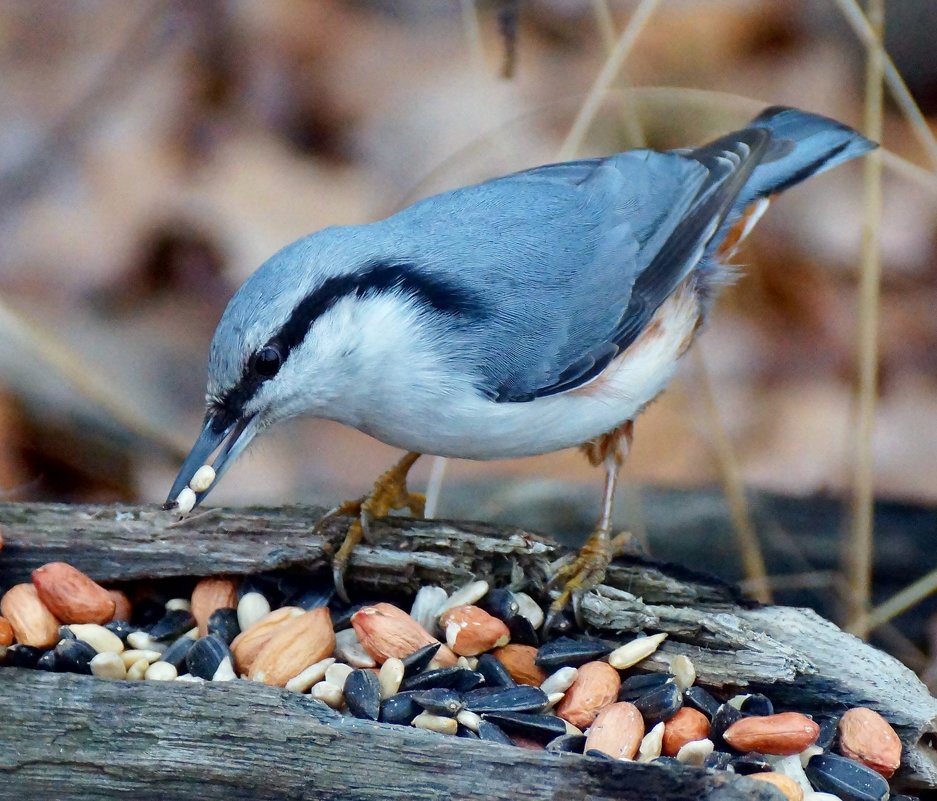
[
  {"xmin": 176, "ymin": 488, "xmax": 197, "ymax": 514},
  {"xmin": 189, "ymin": 465, "xmax": 216, "ymax": 493}
]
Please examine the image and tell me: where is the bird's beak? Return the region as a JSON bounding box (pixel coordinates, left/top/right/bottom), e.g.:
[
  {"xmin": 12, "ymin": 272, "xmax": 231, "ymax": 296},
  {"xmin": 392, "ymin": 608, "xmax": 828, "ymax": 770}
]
[{"xmin": 163, "ymin": 412, "xmax": 260, "ymax": 510}]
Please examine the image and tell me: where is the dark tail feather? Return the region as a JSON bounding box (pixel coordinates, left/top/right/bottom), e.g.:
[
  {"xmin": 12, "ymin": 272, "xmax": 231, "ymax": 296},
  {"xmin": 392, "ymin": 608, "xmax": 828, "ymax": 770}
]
[{"xmin": 739, "ymin": 106, "xmax": 877, "ymax": 206}]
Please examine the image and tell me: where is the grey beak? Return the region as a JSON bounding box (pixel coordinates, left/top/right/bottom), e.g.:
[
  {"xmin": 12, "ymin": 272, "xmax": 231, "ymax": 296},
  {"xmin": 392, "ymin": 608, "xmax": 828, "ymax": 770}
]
[{"xmin": 164, "ymin": 413, "xmax": 259, "ymax": 510}]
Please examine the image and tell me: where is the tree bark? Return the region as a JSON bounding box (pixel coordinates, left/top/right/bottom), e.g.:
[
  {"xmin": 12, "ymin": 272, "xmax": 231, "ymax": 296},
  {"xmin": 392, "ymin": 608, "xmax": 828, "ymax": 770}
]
[{"xmin": 1, "ymin": 501, "xmax": 935, "ymax": 796}]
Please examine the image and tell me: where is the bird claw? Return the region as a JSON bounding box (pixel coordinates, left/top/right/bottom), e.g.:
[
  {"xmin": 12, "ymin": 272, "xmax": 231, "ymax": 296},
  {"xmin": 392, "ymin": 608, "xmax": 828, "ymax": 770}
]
[
  {"xmin": 326, "ymin": 454, "xmax": 424, "ymax": 602},
  {"xmin": 543, "ymin": 529, "xmax": 634, "ymax": 633}
]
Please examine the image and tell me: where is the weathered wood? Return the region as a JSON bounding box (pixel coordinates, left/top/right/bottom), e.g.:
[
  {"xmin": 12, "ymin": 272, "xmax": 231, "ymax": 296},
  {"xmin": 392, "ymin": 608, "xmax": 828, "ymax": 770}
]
[
  {"xmin": 0, "ymin": 670, "xmax": 781, "ymax": 801},
  {"xmin": 1, "ymin": 501, "xmax": 936, "ymax": 794}
]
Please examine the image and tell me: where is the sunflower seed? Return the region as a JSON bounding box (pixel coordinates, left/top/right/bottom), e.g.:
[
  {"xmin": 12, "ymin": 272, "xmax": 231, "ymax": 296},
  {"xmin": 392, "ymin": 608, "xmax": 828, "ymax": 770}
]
[
  {"xmin": 185, "ymin": 634, "xmax": 232, "ymax": 681},
  {"xmin": 53, "ymin": 639, "xmax": 96, "ymax": 674},
  {"xmin": 608, "ymin": 633, "xmax": 668, "ymax": 670},
  {"xmin": 436, "ymin": 581, "xmax": 489, "ymax": 617},
  {"xmin": 412, "ymin": 712, "xmax": 458, "ymax": 735},
  {"xmin": 90, "ymin": 651, "xmax": 126, "ymax": 680},
  {"xmin": 547, "ymin": 734, "xmax": 587, "ymax": 754},
  {"xmin": 237, "ymin": 592, "xmax": 271, "ymax": 632},
  {"xmin": 638, "ymin": 722, "xmax": 665, "ymax": 762},
  {"xmin": 402, "ymin": 642, "xmax": 441, "ymax": 677},
  {"xmin": 400, "ymin": 667, "xmax": 483, "ymax": 692},
  {"xmin": 379, "ymin": 691, "xmax": 422, "ymax": 725},
  {"xmin": 334, "ymin": 627, "xmax": 376, "ymax": 668},
  {"xmin": 344, "ymin": 669, "xmax": 382, "ymax": 720},
  {"xmin": 206, "ymin": 608, "xmax": 240, "ymax": 645},
  {"xmin": 536, "ymin": 637, "xmax": 612, "ymax": 669},
  {"xmin": 634, "ymin": 679, "xmax": 683, "ymax": 725},
  {"xmin": 514, "ymin": 592, "xmax": 544, "ymax": 629},
  {"xmin": 676, "ymin": 738, "xmax": 714, "ymax": 766},
  {"xmin": 475, "ymin": 653, "xmax": 516, "ymax": 688},
  {"xmin": 684, "ymin": 686, "xmax": 720, "ymax": 719},
  {"xmin": 480, "ymin": 712, "xmax": 567, "ymax": 743},
  {"xmin": 378, "ymin": 657, "xmax": 405, "ymax": 699},
  {"xmin": 804, "ymin": 753, "xmax": 890, "ymax": 801},
  {"xmin": 477, "ymin": 720, "xmax": 514, "ymax": 745},
  {"xmin": 412, "ymin": 688, "xmax": 463, "ymax": 717},
  {"xmin": 66, "ymin": 624, "xmax": 124, "ymax": 654},
  {"xmin": 740, "ymin": 693, "xmax": 774, "ymax": 717},
  {"xmin": 670, "ymin": 655, "xmax": 696, "ymax": 691},
  {"xmin": 540, "ymin": 666, "xmax": 578, "ymax": 696},
  {"xmin": 285, "ymin": 657, "xmax": 335, "ymax": 693},
  {"xmin": 409, "ymin": 586, "xmax": 448, "ymax": 632},
  {"xmin": 618, "ymin": 672, "xmax": 674, "ymax": 702},
  {"xmin": 456, "ymin": 709, "xmax": 482, "ymax": 732},
  {"xmin": 464, "ymin": 685, "xmax": 548, "ymax": 714}
]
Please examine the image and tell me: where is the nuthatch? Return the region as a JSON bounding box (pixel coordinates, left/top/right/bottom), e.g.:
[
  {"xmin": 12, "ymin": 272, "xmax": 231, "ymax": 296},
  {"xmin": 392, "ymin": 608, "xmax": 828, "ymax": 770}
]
[{"xmin": 165, "ymin": 106, "xmax": 874, "ymax": 619}]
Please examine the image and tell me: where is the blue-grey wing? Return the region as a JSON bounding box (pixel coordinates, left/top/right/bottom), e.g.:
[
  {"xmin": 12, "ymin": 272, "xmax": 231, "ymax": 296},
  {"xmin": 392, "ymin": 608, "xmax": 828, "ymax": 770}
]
[{"xmin": 386, "ymin": 147, "xmax": 718, "ymax": 402}]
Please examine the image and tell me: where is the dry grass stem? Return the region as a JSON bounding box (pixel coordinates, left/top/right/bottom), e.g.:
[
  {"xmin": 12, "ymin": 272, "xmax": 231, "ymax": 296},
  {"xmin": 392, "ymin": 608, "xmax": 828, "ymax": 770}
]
[
  {"xmin": 834, "ymin": 0, "xmax": 937, "ymax": 169},
  {"xmin": 557, "ymin": 0, "xmax": 659, "ymax": 160},
  {"xmin": 845, "ymin": 0, "xmax": 885, "ymax": 634}
]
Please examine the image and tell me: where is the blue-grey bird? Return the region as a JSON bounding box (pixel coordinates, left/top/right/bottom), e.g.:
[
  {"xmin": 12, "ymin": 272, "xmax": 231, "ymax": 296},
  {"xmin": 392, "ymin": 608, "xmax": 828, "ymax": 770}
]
[{"xmin": 165, "ymin": 106, "xmax": 875, "ymax": 618}]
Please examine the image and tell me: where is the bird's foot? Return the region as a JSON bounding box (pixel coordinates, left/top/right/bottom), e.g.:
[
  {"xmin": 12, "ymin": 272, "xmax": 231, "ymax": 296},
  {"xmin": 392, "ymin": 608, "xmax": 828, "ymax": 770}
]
[
  {"xmin": 322, "ymin": 453, "xmax": 424, "ymax": 602},
  {"xmin": 544, "ymin": 529, "xmax": 635, "ymax": 632}
]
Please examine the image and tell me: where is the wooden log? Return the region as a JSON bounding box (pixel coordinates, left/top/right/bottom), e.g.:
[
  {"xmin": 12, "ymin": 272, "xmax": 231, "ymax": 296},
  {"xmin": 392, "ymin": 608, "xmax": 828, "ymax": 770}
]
[
  {"xmin": 0, "ymin": 669, "xmax": 779, "ymax": 801},
  {"xmin": 1, "ymin": 501, "xmax": 936, "ymax": 795}
]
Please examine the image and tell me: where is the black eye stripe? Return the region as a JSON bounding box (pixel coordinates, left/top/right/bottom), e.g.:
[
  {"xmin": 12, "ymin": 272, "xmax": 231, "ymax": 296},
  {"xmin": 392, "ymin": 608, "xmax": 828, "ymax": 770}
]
[{"xmin": 212, "ymin": 261, "xmax": 486, "ymax": 424}]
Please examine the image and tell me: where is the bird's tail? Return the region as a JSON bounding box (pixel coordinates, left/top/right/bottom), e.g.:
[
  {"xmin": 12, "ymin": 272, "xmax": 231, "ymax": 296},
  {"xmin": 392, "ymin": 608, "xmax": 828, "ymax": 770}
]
[{"xmin": 737, "ymin": 105, "xmax": 877, "ymax": 208}]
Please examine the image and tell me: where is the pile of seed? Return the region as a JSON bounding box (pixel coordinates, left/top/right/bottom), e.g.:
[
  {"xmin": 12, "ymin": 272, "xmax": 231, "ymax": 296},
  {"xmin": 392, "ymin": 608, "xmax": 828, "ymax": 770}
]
[{"xmin": 0, "ymin": 561, "xmax": 919, "ymax": 801}]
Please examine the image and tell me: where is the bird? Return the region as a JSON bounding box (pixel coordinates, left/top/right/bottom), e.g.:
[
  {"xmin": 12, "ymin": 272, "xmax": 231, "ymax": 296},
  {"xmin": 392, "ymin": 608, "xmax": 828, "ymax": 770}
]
[{"xmin": 165, "ymin": 106, "xmax": 875, "ymax": 623}]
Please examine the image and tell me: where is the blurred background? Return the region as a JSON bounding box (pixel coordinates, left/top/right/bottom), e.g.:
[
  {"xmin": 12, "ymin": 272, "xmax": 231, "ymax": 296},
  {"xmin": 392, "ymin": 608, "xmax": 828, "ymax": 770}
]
[{"xmin": 0, "ymin": 1, "xmax": 935, "ymax": 674}]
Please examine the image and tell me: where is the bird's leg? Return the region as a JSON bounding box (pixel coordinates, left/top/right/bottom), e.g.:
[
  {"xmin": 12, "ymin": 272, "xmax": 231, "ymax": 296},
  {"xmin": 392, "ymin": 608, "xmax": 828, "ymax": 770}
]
[
  {"xmin": 324, "ymin": 451, "xmax": 424, "ymax": 601},
  {"xmin": 546, "ymin": 422, "xmax": 634, "ymax": 630}
]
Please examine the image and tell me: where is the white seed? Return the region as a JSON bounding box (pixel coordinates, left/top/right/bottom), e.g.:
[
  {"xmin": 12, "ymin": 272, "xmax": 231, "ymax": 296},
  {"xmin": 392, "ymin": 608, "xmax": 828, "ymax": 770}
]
[
  {"xmin": 334, "ymin": 627, "xmax": 376, "ymax": 668},
  {"xmin": 324, "ymin": 662, "xmax": 354, "ymax": 689},
  {"xmin": 564, "ymin": 720, "xmax": 584, "ymax": 737},
  {"xmin": 68, "ymin": 624, "xmax": 124, "ymax": 654},
  {"xmin": 514, "ymin": 592, "xmax": 544, "ymax": 629},
  {"xmin": 804, "ymin": 794, "xmax": 843, "ymax": 801},
  {"xmin": 189, "ymin": 464, "xmax": 216, "ymax": 493},
  {"xmin": 541, "ymin": 666, "xmax": 578, "ymax": 696},
  {"xmin": 412, "ymin": 712, "xmax": 458, "ymax": 735},
  {"xmin": 456, "ymin": 656, "xmax": 478, "ymax": 671},
  {"xmin": 608, "ymin": 633, "xmax": 668, "ymax": 670},
  {"xmin": 176, "ymin": 487, "xmax": 197, "ymax": 514},
  {"xmin": 145, "ymin": 661, "xmax": 178, "ymax": 681},
  {"xmin": 90, "ymin": 652, "xmax": 127, "ymax": 680},
  {"xmin": 182, "ymin": 626, "xmax": 198, "ymax": 640},
  {"xmin": 311, "ymin": 680, "xmax": 344, "ymax": 709},
  {"xmin": 409, "ymin": 585, "xmax": 448, "ymax": 632},
  {"xmin": 237, "ymin": 592, "xmax": 271, "ymax": 632},
  {"xmin": 126, "ymin": 657, "xmax": 149, "ymax": 681},
  {"xmin": 545, "ymin": 692, "xmax": 565, "ymax": 710},
  {"xmin": 799, "ymin": 745, "xmax": 824, "ymax": 768},
  {"xmin": 378, "ymin": 657, "xmax": 405, "ymax": 700},
  {"xmin": 670, "ymin": 655, "xmax": 696, "ymax": 691},
  {"xmin": 767, "ymin": 754, "xmax": 813, "ymax": 795},
  {"xmin": 120, "ymin": 649, "xmax": 162, "ymax": 669},
  {"xmin": 285, "ymin": 657, "xmax": 335, "ymax": 693},
  {"xmin": 638, "ymin": 722, "xmax": 665, "ymax": 762},
  {"xmin": 212, "ymin": 656, "xmax": 237, "ymax": 682},
  {"xmin": 436, "ymin": 580, "xmax": 489, "ymax": 617},
  {"xmin": 165, "ymin": 598, "xmax": 191, "ymax": 612},
  {"xmin": 456, "ymin": 710, "xmax": 482, "ymax": 732},
  {"xmin": 675, "ymin": 738, "xmax": 713, "ymax": 767},
  {"xmin": 175, "ymin": 674, "xmax": 206, "ymax": 683},
  {"xmin": 727, "ymin": 694, "xmax": 751, "ymax": 710},
  {"xmin": 127, "ymin": 631, "xmax": 165, "ymax": 653}
]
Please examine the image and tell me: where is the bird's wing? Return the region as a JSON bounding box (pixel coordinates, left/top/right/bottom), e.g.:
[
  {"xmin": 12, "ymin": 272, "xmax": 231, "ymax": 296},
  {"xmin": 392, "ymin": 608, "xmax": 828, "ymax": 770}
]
[{"xmin": 386, "ymin": 132, "xmax": 768, "ymax": 402}]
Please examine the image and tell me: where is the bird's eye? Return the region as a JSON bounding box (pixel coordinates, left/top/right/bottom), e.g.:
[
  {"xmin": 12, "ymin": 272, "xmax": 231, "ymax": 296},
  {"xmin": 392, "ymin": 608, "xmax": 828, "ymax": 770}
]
[{"xmin": 253, "ymin": 345, "xmax": 282, "ymax": 378}]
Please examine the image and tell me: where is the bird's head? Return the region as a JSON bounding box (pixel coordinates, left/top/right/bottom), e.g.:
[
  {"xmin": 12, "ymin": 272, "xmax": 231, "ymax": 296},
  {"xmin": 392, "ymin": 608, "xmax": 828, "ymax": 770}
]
[
  {"xmin": 164, "ymin": 229, "xmax": 382, "ymax": 511},
  {"xmin": 164, "ymin": 224, "xmax": 481, "ymax": 511}
]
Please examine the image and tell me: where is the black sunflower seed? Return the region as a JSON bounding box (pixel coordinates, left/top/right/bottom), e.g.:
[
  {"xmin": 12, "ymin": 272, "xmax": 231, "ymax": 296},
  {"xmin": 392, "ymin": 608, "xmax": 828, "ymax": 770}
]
[
  {"xmin": 411, "ymin": 688, "xmax": 463, "ymax": 717},
  {"xmin": 816, "ymin": 716, "xmax": 840, "ymax": 751},
  {"xmin": 148, "ymin": 609, "xmax": 195, "ymax": 641},
  {"xmin": 704, "ymin": 750, "xmax": 734, "ymax": 770},
  {"xmin": 536, "ymin": 637, "xmax": 612, "ymax": 670},
  {"xmin": 618, "ymin": 672, "xmax": 674, "ymax": 702},
  {"xmin": 480, "ymin": 712, "xmax": 567, "ymax": 743},
  {"xmin": 739, "ymin": 693, "xmax": 773, "ymax": 717},
  {"xmin": 104, "ymin": 619, "xmax": 134, "ymax": 642},
  {"xmin": 546, "ymin": 734, "xmax": 587, "ymax": 754},
  {"xmin": 400, "ymin": 667, "xmax": 483, "ymax": 692},
  {"xmin": 477, "ymin": 588, "xmax": 519, "ymax": 623},
  {"xmin": 463, "ymin": 685, "xmax": 548, "ymax": 714},
  {"xmin": 379, "ymin": 692, "xmax": 421, "ymax": 725},
  {"xmin": 507, "ymin": 615, "xmax": 540, "ymax": 647},
  {"xmin": 683, "ymin": 686, "xmax": 720, "ymax": 719},
  {"xmin": 730, "ymin": 752, "xmax": 772, "ymax": 775},
  {"xmin": 401, "ymin": 643, "xmax": 441, "ymax": 677},
  {"xmin": 475, "ymin": 653, "xmax": 516, "ymax": 688},
  {"xmin": 804, "ymin": 753, "xmax": 890, "ymax": 801},
  {"xmin": 344, "ymin": 669, "xmax": 382, "ymax": 720},
  {"xmin": 36, "ymin": 649, "xmax": 57, "ymax": 671},
  {"xmin": 711, "ymin": 703, "xmax": 743, "ymax": 748},
  {"xmin": 633, "ymin": 680, "xmax": 683, "ymax": 725},
  {"xmin": 160, "ymin": 635, "xmax": 196, "ymax": 671},
  {"xmin": 477, "ymin": 720, "xmax": 515, "ymax": 745},
  {"xmin": 4, "ymin": 644, "xmax": 44, "ymax": 669},
  {"xmin": 206, "ymin": 608, "xmax": 240, "ymax": 645},
  {"xmin": 53, "ymin": 638, "xmax": 96, "ymax": 674},
  {"xmin": 185, "ymin": 634, "xmax": 232, "ymax": 680}
]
